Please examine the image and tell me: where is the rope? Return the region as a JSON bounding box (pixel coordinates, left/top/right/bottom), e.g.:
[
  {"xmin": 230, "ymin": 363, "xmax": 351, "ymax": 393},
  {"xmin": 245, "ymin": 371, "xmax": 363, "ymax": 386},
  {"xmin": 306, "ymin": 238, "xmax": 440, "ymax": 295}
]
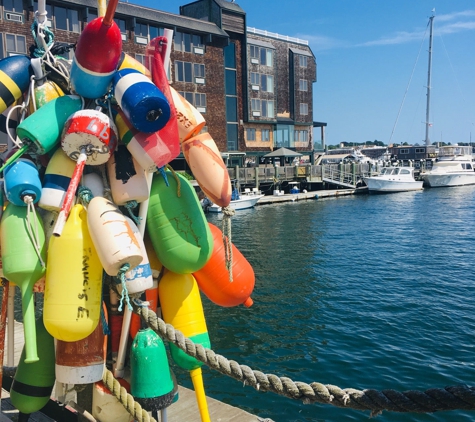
[
  {"xmin": 116, "ymin": 263, "xmax": 132, "ymax": 312},
  {"xmin": 164, "ymin": 165, "xmax": 180, "ymax": 197},
  {"xmin": 102, "ymin": 369, "xmax": 157, "ymax": 422},
  {"xmin": 124, "ymin": 200, "xmax": 142, "ymax": 226},
  {"xmin": 78, "ymin": 186, "xmax": 94, "ymax": 205},
  {"xmin": 136, "ymin": 306, "xmax": 475, "ymax": 416},
  {"xmin": 221, "ymin": 206, "xmax": 235, "ymax": 281},
  {"xmin": 24, "ymin": 196, "xmax": 45, "ymax": 267}
]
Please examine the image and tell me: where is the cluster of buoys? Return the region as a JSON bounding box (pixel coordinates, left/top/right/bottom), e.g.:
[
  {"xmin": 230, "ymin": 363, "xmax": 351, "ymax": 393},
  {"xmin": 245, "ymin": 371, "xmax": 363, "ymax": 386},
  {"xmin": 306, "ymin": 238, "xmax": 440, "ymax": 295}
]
[{"xmin": 0, "ymin": 0, "xmax": 256, "ymax": 421}]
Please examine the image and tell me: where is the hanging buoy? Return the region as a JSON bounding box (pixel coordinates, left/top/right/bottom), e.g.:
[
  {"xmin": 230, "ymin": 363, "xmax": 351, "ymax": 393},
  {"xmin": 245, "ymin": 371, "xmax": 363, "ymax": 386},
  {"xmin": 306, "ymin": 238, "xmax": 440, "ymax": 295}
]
[
  {"xmin": 113, "ymin": 68, "xmax": 170, "ymax": 133},
  {"xmin": 69, "ymin": 0, "xmax": 122, "ymax": 98},
  {"xmin": 114, "ymin": 111, "xmax": 178, "ymax": 172},
  {"xmin": 182, "ymin": 134, "xmax": 231, "ymax": 208},
  {"xmin": 159, "ymin": 271, "xmax": 211, "ymax": 422},
  {"xmin": 29, "ymin": 57, "xmax": 64, "ymax": 114},
  {"xmin": 44, "ymin": 204, "xmax": 103, "ymax": 341},
  {"xmin": 87, "ymin": 196, "xmax": 142, "ymax": 276},
  {"xmin": 147, "ymin": 171, "xmax": 213, "ymax": 274},
  {"xmin": 117, "ymin": 51, "xmax": 151, "ymax": 79},
  {"xmin": 130, "ymin": 328, "xmax": 176, "ymax": 411},
  {"xmin": 169, "ymin": 86, "xmax": 206, "ymax": 143},
  {"xmin": 0, "ymin": 55, "xmax": 31, "ymax": 114},
  {"xmin": 54, "ymin": 108, "xmax": 118, "ymax": 235},
  {"xmin": 55, "ymin": 315, "xmax": 106, "ymax": 384},
  {"xmin": 3, "ymin": 155, "xmax": 42, "ymax": 206},
  {"xmin": 92, "ymin": 379, "xmax": 134, "ymax": 422},
  {"xmin": 193, "ymin": 132, "xmax": 221, "ymax": 157},
  {"xmin": 107, "ymin": 144, "xmax": 149, "ymax": 205},
  {"xmin": 1, "ymin": 203, "xmax": 46, "ymax": 363},
  {"xmin": 38, "ymin": 148, "xmax": 76, "ymax": 212},
  {"xmin": 10, "ymin": 318, "xmax": 55, "ymax": 414},
  {"xmin": 193, "ymin": 223, "xmax": 254, "ymax": 307}
]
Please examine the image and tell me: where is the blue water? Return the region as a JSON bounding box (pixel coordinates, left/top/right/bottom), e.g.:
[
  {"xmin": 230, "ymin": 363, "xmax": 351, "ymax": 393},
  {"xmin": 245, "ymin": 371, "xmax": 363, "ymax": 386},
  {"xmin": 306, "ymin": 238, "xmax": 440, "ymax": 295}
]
[{"xmin": 178, "ymin": 187, "xmax": 475, "ymax": 421}]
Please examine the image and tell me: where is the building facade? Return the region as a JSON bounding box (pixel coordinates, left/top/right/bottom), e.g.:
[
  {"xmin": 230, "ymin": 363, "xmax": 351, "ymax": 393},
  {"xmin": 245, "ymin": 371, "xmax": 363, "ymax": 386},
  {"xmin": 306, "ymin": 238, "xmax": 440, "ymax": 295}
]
[{"xmin": 0, "ymin": 0, "xmax": 323, "ymax": 165}]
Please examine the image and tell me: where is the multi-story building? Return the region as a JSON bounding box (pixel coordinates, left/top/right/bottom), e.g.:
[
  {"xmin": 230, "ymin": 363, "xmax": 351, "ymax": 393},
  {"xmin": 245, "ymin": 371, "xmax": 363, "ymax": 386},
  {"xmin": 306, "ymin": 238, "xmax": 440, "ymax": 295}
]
[{"xmin": 0, "ymin": 0, "xmax": 325, "ymax": 165}]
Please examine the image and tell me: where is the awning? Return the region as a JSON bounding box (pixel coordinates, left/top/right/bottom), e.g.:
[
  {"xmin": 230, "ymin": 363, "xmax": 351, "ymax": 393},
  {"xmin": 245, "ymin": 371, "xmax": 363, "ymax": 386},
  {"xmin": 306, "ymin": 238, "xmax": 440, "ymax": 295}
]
[{"xmin": 263, "ymin": 147, "xmax": 302, "ymax": 158}]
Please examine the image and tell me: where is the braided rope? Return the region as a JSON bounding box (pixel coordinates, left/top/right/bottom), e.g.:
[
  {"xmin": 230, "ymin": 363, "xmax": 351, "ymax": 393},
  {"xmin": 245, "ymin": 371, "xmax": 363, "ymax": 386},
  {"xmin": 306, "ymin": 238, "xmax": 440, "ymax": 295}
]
[
  {"xmin": 136, "ymin": 306, "xmax": 475, "ymax": 416},
  {"xmin": 102, "ymin": 369, "xmax": 157, "ymax": 422}
]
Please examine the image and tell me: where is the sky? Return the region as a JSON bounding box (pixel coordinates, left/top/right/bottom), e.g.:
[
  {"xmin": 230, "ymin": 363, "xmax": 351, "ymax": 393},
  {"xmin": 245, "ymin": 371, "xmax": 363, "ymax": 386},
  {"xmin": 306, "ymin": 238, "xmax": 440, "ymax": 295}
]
[{"xmin": 129, "ymin": 0, "xmax": 475, "ymax": 146}]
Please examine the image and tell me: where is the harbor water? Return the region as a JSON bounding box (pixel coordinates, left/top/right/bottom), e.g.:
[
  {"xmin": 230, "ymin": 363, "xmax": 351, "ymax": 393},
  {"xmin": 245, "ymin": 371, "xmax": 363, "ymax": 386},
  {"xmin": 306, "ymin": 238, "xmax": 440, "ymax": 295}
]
[{"xmin": 180, "ymin": 186, "xmax": 475, "ymax": 422}]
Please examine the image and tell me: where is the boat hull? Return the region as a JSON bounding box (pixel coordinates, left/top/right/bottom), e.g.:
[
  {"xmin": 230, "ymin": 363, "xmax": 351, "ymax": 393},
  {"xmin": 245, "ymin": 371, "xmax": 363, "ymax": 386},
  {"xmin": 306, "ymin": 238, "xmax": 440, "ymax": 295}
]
[
  {"xmin": 363, "ymin": 178, "xmax": 423, "ymax": 193},
  {"xmin": 204, "ymin": 194, "xmax": 264, "ymax": 213},
  {"xmin": 422, "ymin": 172, "xmax": 475, "ymax": 188}
]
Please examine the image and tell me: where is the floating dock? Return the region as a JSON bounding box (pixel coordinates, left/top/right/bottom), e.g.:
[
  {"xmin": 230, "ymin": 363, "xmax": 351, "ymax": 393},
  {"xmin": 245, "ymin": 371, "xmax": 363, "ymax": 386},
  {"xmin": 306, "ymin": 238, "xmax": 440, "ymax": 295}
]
[{"xmin": 1, "ymin": 321, "xmax": 263, "ymax": 422}]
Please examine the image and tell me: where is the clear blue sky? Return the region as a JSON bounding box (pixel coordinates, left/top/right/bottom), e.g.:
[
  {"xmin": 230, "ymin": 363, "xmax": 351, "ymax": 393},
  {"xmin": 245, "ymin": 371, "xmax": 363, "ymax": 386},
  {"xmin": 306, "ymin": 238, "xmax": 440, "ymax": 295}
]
[{"xmin": 129, "ymin": 0, "xmax": 475, "ymax": 146}]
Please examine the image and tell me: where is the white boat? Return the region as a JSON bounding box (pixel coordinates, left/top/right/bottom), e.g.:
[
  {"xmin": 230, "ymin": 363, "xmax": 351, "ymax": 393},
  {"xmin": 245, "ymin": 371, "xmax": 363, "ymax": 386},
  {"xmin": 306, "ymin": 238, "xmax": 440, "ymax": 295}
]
[
  {"xmin": 421, "ymin": 145, "xmax": 475, "ymax": 187},
  {"xmin": 363, "ymin": 167, "xmax": 423, "ymax": 193},
  {"xmin": 202, "ymin": 187, "xmax": 264, "ymax": 213}
]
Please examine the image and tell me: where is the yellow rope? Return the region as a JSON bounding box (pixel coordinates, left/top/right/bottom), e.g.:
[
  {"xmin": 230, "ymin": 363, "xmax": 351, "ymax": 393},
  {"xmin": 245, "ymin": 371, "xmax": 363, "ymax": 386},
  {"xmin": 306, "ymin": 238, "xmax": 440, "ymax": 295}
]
[{"xmin": 165, "ymin": 164, "xmax": 181, "ymax": 197}]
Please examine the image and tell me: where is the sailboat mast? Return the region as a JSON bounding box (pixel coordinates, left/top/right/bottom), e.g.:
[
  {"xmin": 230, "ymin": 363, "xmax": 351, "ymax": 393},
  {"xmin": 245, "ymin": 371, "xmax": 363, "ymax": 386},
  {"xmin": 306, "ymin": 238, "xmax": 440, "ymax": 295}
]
[{"xmin": 425, "ymin": 13, "xmax": 435, "ymax": 146}]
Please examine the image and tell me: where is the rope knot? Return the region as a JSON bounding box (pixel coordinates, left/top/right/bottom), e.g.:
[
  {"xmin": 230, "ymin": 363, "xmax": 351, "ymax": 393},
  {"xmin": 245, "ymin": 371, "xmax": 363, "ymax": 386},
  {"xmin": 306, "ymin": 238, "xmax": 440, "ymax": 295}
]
[{"xmin": 116, "ymin": 263, "xmax": 132, "ymax": 312}]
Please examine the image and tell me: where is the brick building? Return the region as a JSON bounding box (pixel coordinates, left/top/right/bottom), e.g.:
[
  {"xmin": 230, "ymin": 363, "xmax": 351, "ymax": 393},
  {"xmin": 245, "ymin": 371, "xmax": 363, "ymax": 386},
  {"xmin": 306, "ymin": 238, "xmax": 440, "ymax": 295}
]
[{"xmin": 0, "ymin": 0, "xmax": 324, "ymax": 165}]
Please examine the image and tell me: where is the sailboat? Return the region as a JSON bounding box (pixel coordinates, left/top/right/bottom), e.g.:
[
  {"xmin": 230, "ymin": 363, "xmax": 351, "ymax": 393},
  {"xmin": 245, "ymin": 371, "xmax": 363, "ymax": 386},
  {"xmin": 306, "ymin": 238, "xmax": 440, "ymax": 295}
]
[{"xmin": 420, "ymin": 13, "xmax": 475, "ymax": 188}]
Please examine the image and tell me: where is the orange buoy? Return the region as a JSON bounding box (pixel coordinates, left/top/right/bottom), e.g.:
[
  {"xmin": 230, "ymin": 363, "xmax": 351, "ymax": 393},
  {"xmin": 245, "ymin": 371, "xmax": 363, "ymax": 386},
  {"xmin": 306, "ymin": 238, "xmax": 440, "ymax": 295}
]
[
  {"xmin": 193, "ymin": 223, "xmax": 254, "ymax": 307},
  {"xmin": 182, "ymin": 134, "xmax": 231, "ymax": 208}
]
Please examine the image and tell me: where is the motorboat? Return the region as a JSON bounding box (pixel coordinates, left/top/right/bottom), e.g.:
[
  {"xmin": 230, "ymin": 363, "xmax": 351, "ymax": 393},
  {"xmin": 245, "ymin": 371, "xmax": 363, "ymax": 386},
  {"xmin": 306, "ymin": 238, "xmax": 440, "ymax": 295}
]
[
  {"xmin": 202, "ymin": 187, "xmax": 264, "ymax": 213},
  {"xmin": 363, "ymin": 167, "xmax": 423, "ymax": 193},
  {"xmin": 421, "ymin": 145, "xmax": 475, "ymax": 187}
]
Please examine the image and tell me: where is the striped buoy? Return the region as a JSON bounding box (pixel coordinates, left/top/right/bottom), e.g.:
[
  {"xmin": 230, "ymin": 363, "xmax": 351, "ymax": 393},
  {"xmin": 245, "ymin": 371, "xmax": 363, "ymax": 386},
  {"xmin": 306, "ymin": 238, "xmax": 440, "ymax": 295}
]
[
  {"xmin": 0, "ymin": 55, "xmax": 31, "ymax": 114},
  {"xmin": 39, "ymin": 148, "xmax": 76, "ymax": 211},
  {"xmin": 117, "ymin": 51, "xmax": 151, "ymax": 79},
  {"xmin": 113, "ymin": 68, "xmax": 170, "ymax": 133}
]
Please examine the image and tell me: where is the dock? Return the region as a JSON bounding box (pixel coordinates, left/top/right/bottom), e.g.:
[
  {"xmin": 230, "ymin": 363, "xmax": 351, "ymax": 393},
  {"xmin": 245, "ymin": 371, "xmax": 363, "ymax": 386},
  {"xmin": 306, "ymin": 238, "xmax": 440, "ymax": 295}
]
[
  {"xmin": 1, "ymin": 321, "xmax": 264, "ymax": 422},
  {"xmin": 256, "ymin": 187, "xmax": 366, "ymax": 206}
]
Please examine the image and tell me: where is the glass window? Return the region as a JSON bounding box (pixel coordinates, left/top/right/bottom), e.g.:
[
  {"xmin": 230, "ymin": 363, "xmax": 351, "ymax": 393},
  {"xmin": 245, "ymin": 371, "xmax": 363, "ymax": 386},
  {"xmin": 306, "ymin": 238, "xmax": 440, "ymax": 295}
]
[
  {"xmin": 225, "ymin": 69, "xmax": 236, "ymax": 95},
  {"xmin": 262, "ymin": 100, "xmax": 274, "ymax": 118},
  {"xmin": 135, "ymin": 23, "xmax": 148, "ymax": 37},
  {"xmin": 251, "ymin": 99, "xmax": 260, "ymax": 111},
  {"xmin": 299, "ymin": 79, "xmax": 308, "ymax": 91},
  {"xmin": 54, "ymin": 6, "xmax": 79, "ymax": 32},
  {"xmin": 250, "ymin": 45, "xmax": 259, "ymax": 59},
  {"xmin": 4, "ymin": 0, "xmax": 22, "ymax": 12},
  {"xmin": 174, "ymin": 32, "xmax": 183, "ymax": 51},
  {"xmin": 260, "ymin": 74, "xmax": 267, "ymax": 92},
  {"xmin": 135, "ymin": 54, "xmax": 145, "ymax": 65},
  {"xmin": 261, "ymin": 129, "xmax": 270, "ymax": 141},
  {"xmin": 227, "ymin": 123, "xmax": 238, "ymax": 150},
  {"xmin": 87, "ymin": 10, "xmax": 97, "ymax": 22},
  {"xmin": 5, "ymin": 34, "xmax": 26, "ymax": 55},
  {"xmin": 183, "ymin": 33, "xmax": 191, "ymax": 52},
  {"xmin": 194, "ymin": 63, "xmax": 205, "ymax": 78},
  {"xmin": 261, "ymin": 75, "xmax": 273, "ymax": 93},
  {"xmin": 300, "ymin": 103, "xmax": 308, "ymax": 115},
  {"xmin": 299, "ymin": 55, "xmax": 308, "ymax": 67},
  {"xmin": 224, "ymin": 42, "xmax": 236, "ymax": 68},
  {"xmin": 226, "ymin": 97, "xmax": 237, "ymax": 122},
  {"xmin": 246, "ymin": 128, "xmax": 256, "ymax": 141},
  {"xmin": 175, "ymin": 61, "xmax": 193, "ymax": 83},
  {"xmin": 250, "ymin": 72, "xmax": 259, "ymax": 85},
  {"xmin": 195, "ymin": 93, "xmax": 206, "ymax": 108},
  {"xmin": 114, "ymin": 18, "xmax": 126, "ymax": 33},
  {"xmin": 149, "ymin": 26, "xmax": 159, "ymax": 40}
]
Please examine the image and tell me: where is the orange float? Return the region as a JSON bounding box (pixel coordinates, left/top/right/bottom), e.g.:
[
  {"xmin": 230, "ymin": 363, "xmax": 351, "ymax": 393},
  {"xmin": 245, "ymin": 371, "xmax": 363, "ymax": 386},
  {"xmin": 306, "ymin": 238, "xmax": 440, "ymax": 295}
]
[
  {"xmin": 193, "ymin": 223, "xmax": 254, "ymax": 307},
  {"xmin": 182, "ymin": 134, "xmax": 231, "ymax": 208}
]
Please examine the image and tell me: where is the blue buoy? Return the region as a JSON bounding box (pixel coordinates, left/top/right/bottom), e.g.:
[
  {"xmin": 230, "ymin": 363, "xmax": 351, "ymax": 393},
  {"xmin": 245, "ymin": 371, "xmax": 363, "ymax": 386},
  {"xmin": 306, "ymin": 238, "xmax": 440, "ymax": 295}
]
[
  {"xmin": 0, "ymin": 55, "xmax": 31, "ymax": 114},
  {"xmin": 113, "ymin": 68, "xmax": 170, "ymax": 134},
  {"xmin": 4, "ymin": 157, "xmax": 42, "ymax": 206}
]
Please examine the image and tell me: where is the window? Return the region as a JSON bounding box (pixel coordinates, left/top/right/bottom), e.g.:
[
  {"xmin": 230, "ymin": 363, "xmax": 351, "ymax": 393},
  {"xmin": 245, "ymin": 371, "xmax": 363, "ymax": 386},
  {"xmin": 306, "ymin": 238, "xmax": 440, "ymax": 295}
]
[
  {"xmin": 4, "ymin": 0, "xmax": 22, "ymax": 12},
  {"xmin": 295, "ymin": 130, "xmax": 308, "ymax": 142},
  {"xmin": 261, "ymin": 129, "xmax": 270, "ymax": 141},
  {"xmin": 250, "ymin": 45, "xmax": 259, "ymax": 60},
  {"xmin": 260, "ymin": 48, "xmax": 273, "ymax": 66},
  {"xmin": 5, "ymin": 34, "xmax": 26, "ymax": 56},
  {"xmin": 300, "ymin": 103, "xmax": 308, "ymax": 115},
  {"xmin": 114, "ymin": 18, "xmax": 126, "ymax": 33},
  {"xmin": 415, "ymin": 148, "xmax": 425, "ymax": 153},
  {"xmin": 87, "ymin": 11, "xmax": 97, "ymax": 22},
  {"xmin": 400, "ymin": 149, "xmax": 409, "ymax": 154},
  {"xmin": 194, "ymin": 93, "xmax": 206, "ymax": 109},
  {"xmin": 299, "ymin": 55, "xmax": 308, "ymax": 67},
  {"xmin": 175, "ymin": 61, "xmax": 193, "ymax": 82},
  {"xmin": 177, "ymin": 92, "xmax": 206, "ymax": 111},
  {"xmin": 299, "ymin": 79, "xmax": 308, "ymax": 91},
  {"xmin": 261, "ymin": 75, "xmax": 273, "ymax": 93},
  {"xmin": 54, "ymin": 6, "xmax": 79, "ymax": 32},
  {"xmin": 174, "ymin": 31, "xmax": 204, "ymax": 52},
  {"xmin": 261, "ymin": 100, "xmax": 274, "ymax": 118},
  {"xmin": 135, "ymin": 54, "xmax": 145, "ymax": 65},
  {"xmin": 246, "ymin": 128, "xmax": 256, "ymax": 141},
  {"xmin": 251, "ymin": 99, "xmax": 260, "ymax": 111},
  {"xmin": 193, "ymin": 63, "xmax": 205, "ymax": 78},
  {"xmin": 135, "ymin": 22, "xmax": 148, "ymax": 37},
  {"xmin": 250, "ymin": 72, "xmax": 259, "ymax": 85}
]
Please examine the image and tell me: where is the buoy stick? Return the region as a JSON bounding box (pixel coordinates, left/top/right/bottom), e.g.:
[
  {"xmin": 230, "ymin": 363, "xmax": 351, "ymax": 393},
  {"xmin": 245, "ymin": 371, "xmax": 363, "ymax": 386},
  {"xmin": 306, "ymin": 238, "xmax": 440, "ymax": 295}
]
[
  {"xmin": 97, "ymin": 0, "xmax": 106, "ymax": 18},
  {"xmin": 190, "ymin": 368, "xmax": 211, "ymax": 422},
  {"xmin": 103, "ymin": 0, "xmax": 119, "ymax": 26},
  {"xmin": 0, "ymin": 280, "xmax": 10, "ymax": 398},
  {"xmin": 36, "ymin": 0, "xmax": 47, "ymax": 24},
  {"xmin": 113, "ymin": 305, "xmax": 132, "ymax": 379},
  {"xmin": 7, "ymin": 283, "xmax": 15, "ymax": 366},
  {"xmin": 0, "ymin": 144, "xmax": 29, "ymax": 174},
  {"xmin": 53, "ymin": 149, "xmax": 87, "ymax": 236}
]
